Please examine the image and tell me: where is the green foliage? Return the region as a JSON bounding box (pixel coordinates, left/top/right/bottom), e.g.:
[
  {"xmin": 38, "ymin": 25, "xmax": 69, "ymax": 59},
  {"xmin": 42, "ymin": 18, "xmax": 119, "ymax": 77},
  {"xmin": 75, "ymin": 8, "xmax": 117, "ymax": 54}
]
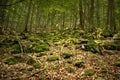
[
  {"xmin": 36, "ymin": 52, "xmax": 46, "ymax": 57},
  {"xmin": 12, "ymin": 44, "xmax": 21, "ymax": 54},
  {"xmin": 26, "ymin": 57, "xmax": 36, "ymax": 65},
  {"xmin": 114, "ymin": 59, "xmax": 120, "ymax": 67},
  {"xmin": 74, "ymin": 60, "xmax": 84, "ymax": 68},
  {"xmin": 66, "ymin": 66, "xmax": 75, "ymax": 73},
  {"xmin": 61, "ymin": 52, "xmax": 75, "ymax": 59},
  {"xmin": 85, "ymin": 69, "xmax": 96, "ymax": 76},
  {"xmin": 33, "ymin": 62, "xmax": 41, "ymax": 69},
  {"xmin": 47, "ymin": 56, "xmax": 59, "ymax": 61},
  {"xmin": 2, "ymin": 56, "xmax": 24, "ymax": 65}
]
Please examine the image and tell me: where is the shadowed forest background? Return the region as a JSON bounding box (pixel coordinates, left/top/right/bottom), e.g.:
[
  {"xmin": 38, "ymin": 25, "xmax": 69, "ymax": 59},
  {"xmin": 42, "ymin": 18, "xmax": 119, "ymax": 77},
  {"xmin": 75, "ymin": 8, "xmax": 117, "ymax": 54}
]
[{"xmin": 0, "ymin": 0, "xmax": 120, "ymax": 80}]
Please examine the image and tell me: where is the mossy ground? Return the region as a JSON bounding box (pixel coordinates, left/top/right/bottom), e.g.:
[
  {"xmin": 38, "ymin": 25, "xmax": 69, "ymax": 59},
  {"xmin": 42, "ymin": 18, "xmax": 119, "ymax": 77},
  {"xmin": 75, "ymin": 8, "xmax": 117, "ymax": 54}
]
[{"xmin": 0, "ymin": 30, "xmax": 120, "ymax": 80}]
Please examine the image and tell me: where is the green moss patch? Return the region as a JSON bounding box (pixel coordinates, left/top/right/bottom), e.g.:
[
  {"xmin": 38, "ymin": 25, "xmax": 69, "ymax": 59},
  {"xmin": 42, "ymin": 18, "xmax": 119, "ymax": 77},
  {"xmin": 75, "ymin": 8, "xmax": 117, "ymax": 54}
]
[
  {"xmin": 74, "ymin": 60, "xmax": 84, "ymax": 68},
  {"xmin": 47, "ymin": 56, "xmax": 59, "ymax": 61},
  {"xmin": 61, "ymin": 52, "xmax": 75, "ymax": 59},
  {"xmin": 85, "ymin": 69, "xmax": 96, "ymax": 76},
  {"xmin": 114, "ymin": 59, "xmax": 120, "ymax": 67},
  {"xmin": 2, "ymin": 56, "xmax": 24, "ymax": 65}
]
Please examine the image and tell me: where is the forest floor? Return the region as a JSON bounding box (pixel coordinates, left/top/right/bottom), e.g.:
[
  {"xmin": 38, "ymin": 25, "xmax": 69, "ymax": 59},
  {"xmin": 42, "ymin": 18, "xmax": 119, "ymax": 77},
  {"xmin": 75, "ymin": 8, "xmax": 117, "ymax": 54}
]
[{"xmin": 0, "ymin": 29, "xmax": 120, "ymax": 80}]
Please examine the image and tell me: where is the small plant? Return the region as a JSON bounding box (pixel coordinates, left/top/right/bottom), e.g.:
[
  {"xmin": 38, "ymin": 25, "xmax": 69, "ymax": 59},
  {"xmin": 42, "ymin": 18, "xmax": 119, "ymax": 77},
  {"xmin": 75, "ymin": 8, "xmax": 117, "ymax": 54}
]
[
  {"xmin": 114, "ymin": 59, "xmax": 120, "ymax": 67},
  {"xmin": 2, "ymin": 56, "xmax": 24, "ymax": 65},
  {"xmin": 67, "ymin": 59, "xmax": 73, "ymax": 64},
  {"xmin": 61, "ymin": 52, "xmax": 75, "ymax": 59},
  {"xmin": 74, "ymin": 60, "xmax": 84, "ymax": 68},
  {"xmin": 66, "ymin": 66, "xmax": 75, "ymax": 73},
  {"xmin": 36, "ymin": 52, "xmax": 46, "ymax": 57},
  {"xmin": 85, "ymin": 69, "xmax": 96, "ymax": 76},
  {"xmin": 47, "ymin": 56, "xmax": 59, "ymax": 61},
  {"xmin": 27, "ymin": 57, "xmax": 36, "ymax": 65},
  {"xmin": 33, "ymin": 62, "xmax": 41, "ymax": 69}
]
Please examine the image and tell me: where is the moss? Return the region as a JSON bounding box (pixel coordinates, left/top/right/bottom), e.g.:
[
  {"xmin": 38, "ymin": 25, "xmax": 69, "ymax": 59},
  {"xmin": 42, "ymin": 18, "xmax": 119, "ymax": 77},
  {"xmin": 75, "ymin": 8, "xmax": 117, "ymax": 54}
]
[
  {"xmin": 36, "ymin": 52, "xmax": 46, "ymax": 57},
  {"xmin": 85, "ymin": 69, "xmax": 96, "ymax": 76},
  {"xmin": 61, "ymin": 52, "xmax": 75, "ymax": 59},
  {"xmin": 24, "ymin": 42, "xmax": 50, "ymax": 53},
  {"xmin": 47, "ymin": 56, "xmax": 59, "ymax": 61},
  {"xmin": 74, "ymin": 60, "xmax": 84, "ymax": 68},
  {"xmin": 33, "ymin": 62, "xmax": 41, "ymax": 69},
  {"xmin": 67, "ymin": 59, "xmax": 73, "ymax": 64},
  {"xmin": 2, "ymin": 56, "xmax": 24, "ymax": 65},
  {"xmin": 114, "ymin": 59, "xmax": 120, "ymax": 67},
  {"xmin": 66, "ymin": 66, "xmax": 75, "ymax": 73},
  {"xmin": 26, "ymin": 57, "xmax": 36, "ymax": 65}
]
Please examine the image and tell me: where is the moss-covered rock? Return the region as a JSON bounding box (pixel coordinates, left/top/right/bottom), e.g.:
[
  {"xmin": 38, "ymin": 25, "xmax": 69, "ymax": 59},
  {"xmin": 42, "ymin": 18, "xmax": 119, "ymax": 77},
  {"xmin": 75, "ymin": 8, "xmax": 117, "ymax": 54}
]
[
  {"xmin": 74, "ymin": 60, "xmax": 84, "ymax": 68},
  {"xmin": 2, "ymin": 56, "xmax": 24, "ymax": 65},
  {"xmin": 85, "ymin": 69, "xmax": 96, "ymax": 76},
  {"xmin": 47, "ymin": 56, "xmax": 59, "ymax": 61},
  {"xmin": 24, "ymin": 42, "xmax": 50, "ymax": 53},
  {"xmin": 61, "ymin": 52, "xmax": 75, "ymax": 59},
  {"xmin": 114, "ymin": 59, "xmax": 120, "ymax": 67}
]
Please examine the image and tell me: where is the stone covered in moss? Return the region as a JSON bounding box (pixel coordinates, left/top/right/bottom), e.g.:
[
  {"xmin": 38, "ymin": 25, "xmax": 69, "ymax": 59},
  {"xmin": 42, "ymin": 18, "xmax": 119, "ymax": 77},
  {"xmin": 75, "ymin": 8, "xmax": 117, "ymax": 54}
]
[
  {"xmin": 74, "ymin": 60, "xmax": 84, "ymax": 68},
  {"xmin": 2, "ymin": 56, "xmax": 24, "ymax": 65},
  {"xmin": 85, "ymin": 69, "xmax": 96, "ymax": 76},
  {"xmin": 47, "ymin": 56, "xmax": 59, "ymax": 61},
  {"xmin": 114, "ymin": 59, "xmax": 120, "ymax": 67},
  {"xmin": 61, "ymin": 52, "xmax": 75, "ymax": 59}
]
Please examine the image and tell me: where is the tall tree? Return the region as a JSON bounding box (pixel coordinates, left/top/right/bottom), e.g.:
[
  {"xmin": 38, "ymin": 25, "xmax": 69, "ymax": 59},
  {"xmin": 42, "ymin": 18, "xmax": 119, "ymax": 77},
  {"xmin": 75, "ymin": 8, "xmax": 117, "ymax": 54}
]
[{"xmin": 107, "ymin": 0, "xmax": 116, "ymax": 33}]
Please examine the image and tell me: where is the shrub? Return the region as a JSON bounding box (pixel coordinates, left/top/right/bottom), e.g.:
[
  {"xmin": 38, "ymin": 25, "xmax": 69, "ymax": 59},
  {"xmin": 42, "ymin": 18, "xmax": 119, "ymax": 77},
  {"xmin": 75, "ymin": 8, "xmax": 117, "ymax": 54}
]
[
  {"xmin": 66, "ymin": 66, "xmax": 75, "ymax": 73},
  {"xmin": 36, "ymin": 52, "xmax": 46, "ymax": 57},
  {"xmin": 27, "ymin": 57, "xmax": 36, "ymax": 65},
  {"xmin": 114, "ymin": 59, "xmax": 120, "ymax": 67}
]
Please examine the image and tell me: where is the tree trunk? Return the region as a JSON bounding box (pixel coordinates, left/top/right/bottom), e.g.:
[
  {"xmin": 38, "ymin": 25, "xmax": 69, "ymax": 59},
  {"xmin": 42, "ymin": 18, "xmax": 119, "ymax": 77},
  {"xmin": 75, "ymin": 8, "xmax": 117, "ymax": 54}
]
[
  {"xmin": 89, "ymin": 0, "xmax": 94, "ymax": 32},
  {"xmin": 107, "ymin": 0, "xmax": 116, "ymax": 33},
  {"xmin": 24, "ymin": 0, "xmax": 32, "ymax": 32}
]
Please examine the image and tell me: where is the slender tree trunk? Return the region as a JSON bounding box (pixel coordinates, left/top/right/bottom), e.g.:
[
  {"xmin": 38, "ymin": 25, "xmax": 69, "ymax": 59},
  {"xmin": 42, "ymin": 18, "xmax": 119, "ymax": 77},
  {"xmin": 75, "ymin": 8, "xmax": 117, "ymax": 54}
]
[
  {"xmin": 89, "ymin": 0, "xmax": 94, "ymax": 32},
  {"xmin": 96, "ymin": 0, "xmax": 100, "ymax": 27},
  {"xmin": 107, "ymin": 0, "xmax": 115, "ymax": 33},
  {"xmin": 24, "ymin": 0, "xmax": 32, "ymax": 32},
  {"xmin": 79, "ymin": 0, "xmax": 84, "ymax": 29}
]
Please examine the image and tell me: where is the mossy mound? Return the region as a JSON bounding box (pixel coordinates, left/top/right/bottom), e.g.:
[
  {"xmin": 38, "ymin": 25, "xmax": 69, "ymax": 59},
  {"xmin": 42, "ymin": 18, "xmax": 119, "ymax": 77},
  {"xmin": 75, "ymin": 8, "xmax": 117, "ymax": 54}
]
[
  {"xmin": 74, "ymin": 60, "xmax": 84, "ymax": 68},
  {"xmin": 114, "ymin": 59, "xmax": 120, "ymax": 67},
  {"xmin": 2, "ymin": 56, "xmax": 24, "ymax": 65},
  {"xmin": 24, "ymin": 42, "xmax": 50, "ymax": 53},
  {"xmin": 85, "ymin": 69, "xmax": 96, "ymax": 76},
  {"xmin": 61, "ymin": 52, "xmax": 75, "ymax": 59},
  {"xmin": 47, "ymin": 56, "xmax": 59, "ymax": 61},
  {"xmin": 103, "ymin": 40, "xmax": 120, "ymax": 50}
]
